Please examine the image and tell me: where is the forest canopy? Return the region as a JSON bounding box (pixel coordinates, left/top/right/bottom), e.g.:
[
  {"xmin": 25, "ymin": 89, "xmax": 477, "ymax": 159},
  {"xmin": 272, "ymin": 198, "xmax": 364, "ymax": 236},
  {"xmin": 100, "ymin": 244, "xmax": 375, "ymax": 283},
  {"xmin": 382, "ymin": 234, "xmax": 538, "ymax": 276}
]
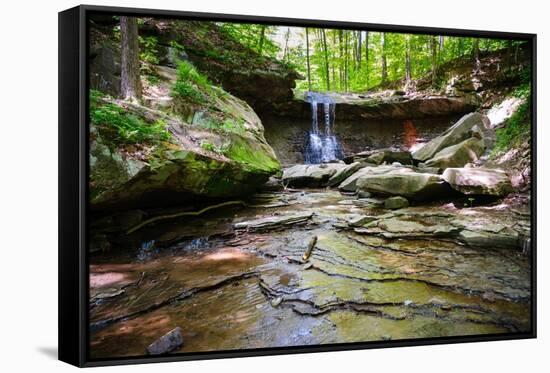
[{"xmin": 216, "ymin": 23, "xmax": 525, "ymax": 93}]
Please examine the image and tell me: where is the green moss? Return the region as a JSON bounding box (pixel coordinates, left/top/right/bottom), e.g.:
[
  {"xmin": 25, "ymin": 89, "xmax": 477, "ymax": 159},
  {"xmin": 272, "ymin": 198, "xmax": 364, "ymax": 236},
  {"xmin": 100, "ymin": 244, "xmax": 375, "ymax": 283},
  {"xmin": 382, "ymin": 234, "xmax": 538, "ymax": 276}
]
[
  {"xmin": 492, "ymin": 95, "xmax": 531, "ymax": 155},
  {"xmin": 89, "ymin": 90, "xmax": 171, "ymax": 145},
  {"xmin": 223, "ymin": 135, "xmax": 280, "ymax": 174},
  {"xmin": 171, "ymin": 60, "xmax": 218, "ymax": 105}
]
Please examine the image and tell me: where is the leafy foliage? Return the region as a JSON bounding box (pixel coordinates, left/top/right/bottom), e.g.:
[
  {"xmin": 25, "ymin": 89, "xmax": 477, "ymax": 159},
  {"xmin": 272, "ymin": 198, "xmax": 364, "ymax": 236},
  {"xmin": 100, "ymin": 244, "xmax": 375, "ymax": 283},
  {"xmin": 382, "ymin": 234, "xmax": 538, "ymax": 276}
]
[
  {"xmin": 171, "ymin": 60, "xmax": 214, "ymax": 104},
  {"xmin": 219, "ymin": 23, "xmax": 280, "ymax": 59},
  {"xmin": 493, "ymin": 96, "xmax": 531, "ymax": 154},
  {"xmin": 139, "ymin": 35, "xmax": 160, "ymax": 64},
  {"xmin": 90, "ymin": 90, "xmax": 170, "ymax": 144},
  {"xmin": 293, "ymin": 30, "xmax": 522, "ymax": 93}
]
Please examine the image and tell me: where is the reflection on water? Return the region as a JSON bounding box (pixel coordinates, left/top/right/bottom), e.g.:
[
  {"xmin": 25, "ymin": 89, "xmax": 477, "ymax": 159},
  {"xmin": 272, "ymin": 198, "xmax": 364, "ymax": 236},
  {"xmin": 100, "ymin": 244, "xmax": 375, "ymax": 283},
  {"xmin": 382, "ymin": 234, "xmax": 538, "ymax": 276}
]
[{"xmin": 89, "ymin": 190, "xmax": 530, "ymax": 359}]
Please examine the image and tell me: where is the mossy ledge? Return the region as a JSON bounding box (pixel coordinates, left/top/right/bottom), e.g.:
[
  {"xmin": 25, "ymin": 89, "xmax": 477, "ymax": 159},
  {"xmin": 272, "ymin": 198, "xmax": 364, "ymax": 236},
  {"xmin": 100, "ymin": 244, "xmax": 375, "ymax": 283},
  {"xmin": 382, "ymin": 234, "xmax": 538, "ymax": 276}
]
[{"xmin": 90, "ymin": 79, "xmax": 280, "ymax": 210}]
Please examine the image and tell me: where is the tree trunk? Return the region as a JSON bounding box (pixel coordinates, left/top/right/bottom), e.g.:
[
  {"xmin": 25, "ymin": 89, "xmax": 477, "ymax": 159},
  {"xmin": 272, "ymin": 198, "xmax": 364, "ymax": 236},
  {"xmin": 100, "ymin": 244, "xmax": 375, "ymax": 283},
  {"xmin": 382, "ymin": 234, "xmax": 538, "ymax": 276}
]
[
  {"xmin": 305, "ymin": 28, "xmax": 312, "ymax": 91},
  {"xmin": 339, "ymin": 30, "xmax": 344, "ymax": 90},
  {"xmin": 282, "ymin": 27, "xmax": 290, "ymax": 62},
  {"xmin": 381, "ymin": 33, "xmax": 387, "ymax": 85},
  {"xmin": 365, "ymin": 31, "xmax": 369, "ymax": 88},
  {"xmin": 357, "ymin": 31, "xmax": 362, "ymax": 68},
  {"xmin": 321, "ymin": 29, "xmax": 331, "ymax": 91},
  {"xmin": 331, "ymin": 32, "xmax": 337, "ymax": 85},
  {"xmin": 472, "ymin": 38, "xmax": 480, "ymax": 70},
  {"xmin": 258, "ymin": 25, "xmax": 266, "ymax": 56},
  {"xmin": 405, "ymin": 35, "xmax": 411, "ymax": 83},
  {"xmin": 120, "ymin": 16, "xmax": 141, "ymax": 101},
  {"xmin": 344, "ymin": 31, "xmax": 349, "ymax": 92},
  {"xmin": 430, "ymin": 35, "xmax": 438, "ymax": 86}
]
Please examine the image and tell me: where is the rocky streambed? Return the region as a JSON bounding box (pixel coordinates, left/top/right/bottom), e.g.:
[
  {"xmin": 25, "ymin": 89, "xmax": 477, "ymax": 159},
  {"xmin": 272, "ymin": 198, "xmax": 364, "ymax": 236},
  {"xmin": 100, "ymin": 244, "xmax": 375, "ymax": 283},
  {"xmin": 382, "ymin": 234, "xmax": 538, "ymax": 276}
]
[{"xmin": 89, "ymin": 187, "xmax": 531, "ymax": 358}]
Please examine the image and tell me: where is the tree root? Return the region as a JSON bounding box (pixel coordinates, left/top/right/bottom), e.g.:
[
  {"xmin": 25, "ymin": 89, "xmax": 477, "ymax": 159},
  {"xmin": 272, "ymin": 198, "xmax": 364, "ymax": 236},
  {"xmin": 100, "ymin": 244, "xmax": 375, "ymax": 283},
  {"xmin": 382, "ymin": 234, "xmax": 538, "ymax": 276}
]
[{"xmin": 126, "ymin": 200, "xmax": 247, "ymax": 234}]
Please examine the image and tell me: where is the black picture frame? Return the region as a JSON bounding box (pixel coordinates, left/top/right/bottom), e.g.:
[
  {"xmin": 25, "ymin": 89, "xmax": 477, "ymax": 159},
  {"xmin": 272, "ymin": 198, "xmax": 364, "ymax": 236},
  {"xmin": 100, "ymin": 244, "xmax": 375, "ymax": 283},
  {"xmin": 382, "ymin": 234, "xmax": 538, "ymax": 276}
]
[{"xmin": 59, "ymin": 4, "xmax": 537, "ymax": 367}]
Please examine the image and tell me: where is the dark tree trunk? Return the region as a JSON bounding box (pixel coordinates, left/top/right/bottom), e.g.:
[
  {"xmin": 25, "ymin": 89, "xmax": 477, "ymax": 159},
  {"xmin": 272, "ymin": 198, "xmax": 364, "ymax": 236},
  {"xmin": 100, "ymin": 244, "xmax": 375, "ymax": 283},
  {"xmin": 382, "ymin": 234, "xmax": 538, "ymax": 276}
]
[
  {"xmin": 305, "ymin": 28, "xmax": 312, "ymax": 91},
  {"xmin": 365, "ymin": 31, "xmax": 369, "ymax": 88},
  {"xmin": 472, "ymin": 38, "xmax": 480, "ymax": 70},
  {"xmin": 331, "ymin": 32, "xmax": 337, "ymax": 85},
  {"xmin": 405, "ymin": 35, "xmax": 411, "ymax": 83},
  {"xmin": 357, "ymin": 31, "xmax": 362, "ymax": 68},
  {"xmin": 344, "ymin": 31, "xmax": 349, "ymax": 92},
  {"xmin": 430, "ymin": 35, "xmax": 438, "ymax": 86},
  {"xmin": 339, "ymin": 30, "xmax": 344, "ymax": 90},
  {"xmin": 321, "ymin": 29, "xmax": 331, "ymax": 91},
  {"xmin": 282, "ymin": 27, "xmax": 290, "ymax": 62},
  {"xmin": 258, "ymin": 25, "xmax": 266, "ymax": 55},
  {"xmin": 120, "ymin": 16, "xmax": 141, "ymax": 100},
  {"xmin": 381, "ymin": 33, "xmax": 387, "ymax": 85}
]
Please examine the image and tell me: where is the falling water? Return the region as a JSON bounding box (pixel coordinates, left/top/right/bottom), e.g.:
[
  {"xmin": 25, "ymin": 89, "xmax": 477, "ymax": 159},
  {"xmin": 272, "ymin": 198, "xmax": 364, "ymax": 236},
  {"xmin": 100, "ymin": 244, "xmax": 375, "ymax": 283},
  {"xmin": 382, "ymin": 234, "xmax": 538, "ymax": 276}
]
[{"xmin": 304, "ymin": 92, "xmax": 343, "ymax": 164}]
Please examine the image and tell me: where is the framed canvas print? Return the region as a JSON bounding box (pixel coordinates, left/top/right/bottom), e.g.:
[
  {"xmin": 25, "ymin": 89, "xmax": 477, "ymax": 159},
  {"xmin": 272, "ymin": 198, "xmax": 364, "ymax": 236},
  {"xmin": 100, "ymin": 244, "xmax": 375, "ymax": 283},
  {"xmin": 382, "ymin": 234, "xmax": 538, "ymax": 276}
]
[{"xmin": 58, "ymin": 5, "xmax": 536, "ymax": 367}]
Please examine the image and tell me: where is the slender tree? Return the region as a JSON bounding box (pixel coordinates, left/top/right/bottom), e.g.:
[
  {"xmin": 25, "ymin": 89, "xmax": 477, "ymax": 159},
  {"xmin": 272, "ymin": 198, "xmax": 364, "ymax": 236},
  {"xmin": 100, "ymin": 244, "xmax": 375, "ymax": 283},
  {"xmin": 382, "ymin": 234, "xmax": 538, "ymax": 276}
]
[
  {"xmin": 365, "ymin": 31, "xmax": 369, "ymax": 88},
  {"xmin": 405, "ymin": 34, "xmax": 411, "ymax": 83},
  {"xmin": 321, "ymin": 29, "xmax": 331, "ymax": 91},
  {"xmin": 305, "ymin": 28, "xmax": 312, "ymax": 91},
  {"xmin": 430, "ymin": 35, "xmax": 438, "ymax": 86},
  {"xmin": 120, "ymin": 16, "xmax": 141, "ymax": 101},
  {"xmin": 357, "ymin": 31, "xmax": 362, "ymax": 68},
  {"xmin": 257, "ymin": 25, "xmax": 266, "ymax": 56},
  {"xmin": 331, "ymin": 31, "xmax": 337, "ymax": 86},
  {"xmin": 339, "ymin": 30, "xmax": 344, "ymax": 90},
  {"xmin": 344, "ymin": 31, "xmax": 349, "ymax": 91},
  {"xmin": 381, "ymin": 32, "xmax": 388, "ymax": 85},
  {"xmin": 472, "ymin": 38, "xmax": 480, "ymax": 70},
  {"xmin": 282, "ymin": 27, "xmax": 290, "ymax": 62}
]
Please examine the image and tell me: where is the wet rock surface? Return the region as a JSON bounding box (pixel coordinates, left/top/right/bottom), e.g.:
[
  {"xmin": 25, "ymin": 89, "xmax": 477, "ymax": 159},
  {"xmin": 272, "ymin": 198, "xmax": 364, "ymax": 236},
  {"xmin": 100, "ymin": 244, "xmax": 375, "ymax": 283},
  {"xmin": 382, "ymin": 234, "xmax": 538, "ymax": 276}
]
[{"xmin": 90, "ymin": 189, "xmax": 531, "ymax": 358}]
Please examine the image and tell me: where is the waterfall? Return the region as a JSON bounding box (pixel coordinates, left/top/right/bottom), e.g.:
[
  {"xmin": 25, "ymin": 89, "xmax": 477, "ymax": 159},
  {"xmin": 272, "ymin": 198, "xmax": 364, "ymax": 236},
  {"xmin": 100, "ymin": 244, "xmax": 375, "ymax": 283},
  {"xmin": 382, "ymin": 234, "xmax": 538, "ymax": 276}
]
[{"xmin": 304, "ymin": 92, "xmax": 343, "ymax": 164}]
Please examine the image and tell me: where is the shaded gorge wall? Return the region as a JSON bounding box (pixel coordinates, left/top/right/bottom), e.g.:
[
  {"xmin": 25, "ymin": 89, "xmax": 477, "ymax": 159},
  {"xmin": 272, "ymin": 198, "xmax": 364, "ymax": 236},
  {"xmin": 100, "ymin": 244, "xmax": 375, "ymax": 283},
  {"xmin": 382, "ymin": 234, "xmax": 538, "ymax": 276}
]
[{"xmin": 262, "ymin": 114, "xmax": 462, "ymax": 166}]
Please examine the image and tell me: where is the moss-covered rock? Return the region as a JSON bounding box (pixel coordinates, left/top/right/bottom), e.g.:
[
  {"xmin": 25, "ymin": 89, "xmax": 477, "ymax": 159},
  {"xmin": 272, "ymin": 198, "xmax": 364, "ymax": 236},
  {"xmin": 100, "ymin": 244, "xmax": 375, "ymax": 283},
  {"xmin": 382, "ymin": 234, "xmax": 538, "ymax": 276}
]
[{"xmin": 90, "ymin": 76, "xmax": 280, "ymax": 209}]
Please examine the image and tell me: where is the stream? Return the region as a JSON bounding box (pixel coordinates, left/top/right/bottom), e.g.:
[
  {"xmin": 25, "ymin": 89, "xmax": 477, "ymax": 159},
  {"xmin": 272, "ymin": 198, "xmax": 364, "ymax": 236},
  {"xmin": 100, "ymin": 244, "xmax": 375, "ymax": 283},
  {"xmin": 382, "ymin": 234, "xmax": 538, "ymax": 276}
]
[{"xmin": 89, "ymin": 189, "xmax": 531, "ymax": 358}]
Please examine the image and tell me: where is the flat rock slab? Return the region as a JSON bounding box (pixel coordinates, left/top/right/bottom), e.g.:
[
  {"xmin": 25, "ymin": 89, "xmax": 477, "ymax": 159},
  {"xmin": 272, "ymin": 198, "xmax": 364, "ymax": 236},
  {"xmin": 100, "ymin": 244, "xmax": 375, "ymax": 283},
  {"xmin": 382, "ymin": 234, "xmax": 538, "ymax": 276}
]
[
  {"xmin": 355, "ymin": 168, "xmax": 450, "ymax": 200},
  {"xmin": 350, "ymin": 207, "xmax": 524, "ymax": 250},
  {"xmin": 283, "ymin": 164, "xmax": 347, "ymax": 187},
  {"xmin": 327, "ymin": 162, "xmax": 365, "ymax": 187},
  {"xmin": 442, "ymin": 167, "xmax": 513, "ymax": 196},
  {"xmin": 234, "ymin": 212, "xmax": 314, "ymax": 231}
]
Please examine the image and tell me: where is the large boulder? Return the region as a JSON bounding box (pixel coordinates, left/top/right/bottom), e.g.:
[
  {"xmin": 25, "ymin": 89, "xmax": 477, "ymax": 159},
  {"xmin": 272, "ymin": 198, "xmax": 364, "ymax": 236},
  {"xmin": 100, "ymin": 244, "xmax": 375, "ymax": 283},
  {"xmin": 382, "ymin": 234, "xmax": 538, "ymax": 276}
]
[
  {"xmin": 327, "ymin": 162, "xmax": 366, "ymax": 187},
  {"xmin": 425, "ymin": 137, "xmax": 486, "ymax": 169},
  {"xmin": 90, "ymin": 73, "xmax": 280, "ymax": 209},
  {"xmin": 355, "ymin": 168, "xmax": 451, "ymax": 200},
  {"xmin": 412, "ymin": 112, "xmax": 488, "ymax": 162},
  {"xmin": 282, "ymin": 164, "xmax": 347, "ymax": 187},
  {"xmin": 338, "ymin": 165, "xmax": 402, "ymax": 192},
  {"xmin": 442, "ymin": 168, "xmax": 513, "ymax": 196}
]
